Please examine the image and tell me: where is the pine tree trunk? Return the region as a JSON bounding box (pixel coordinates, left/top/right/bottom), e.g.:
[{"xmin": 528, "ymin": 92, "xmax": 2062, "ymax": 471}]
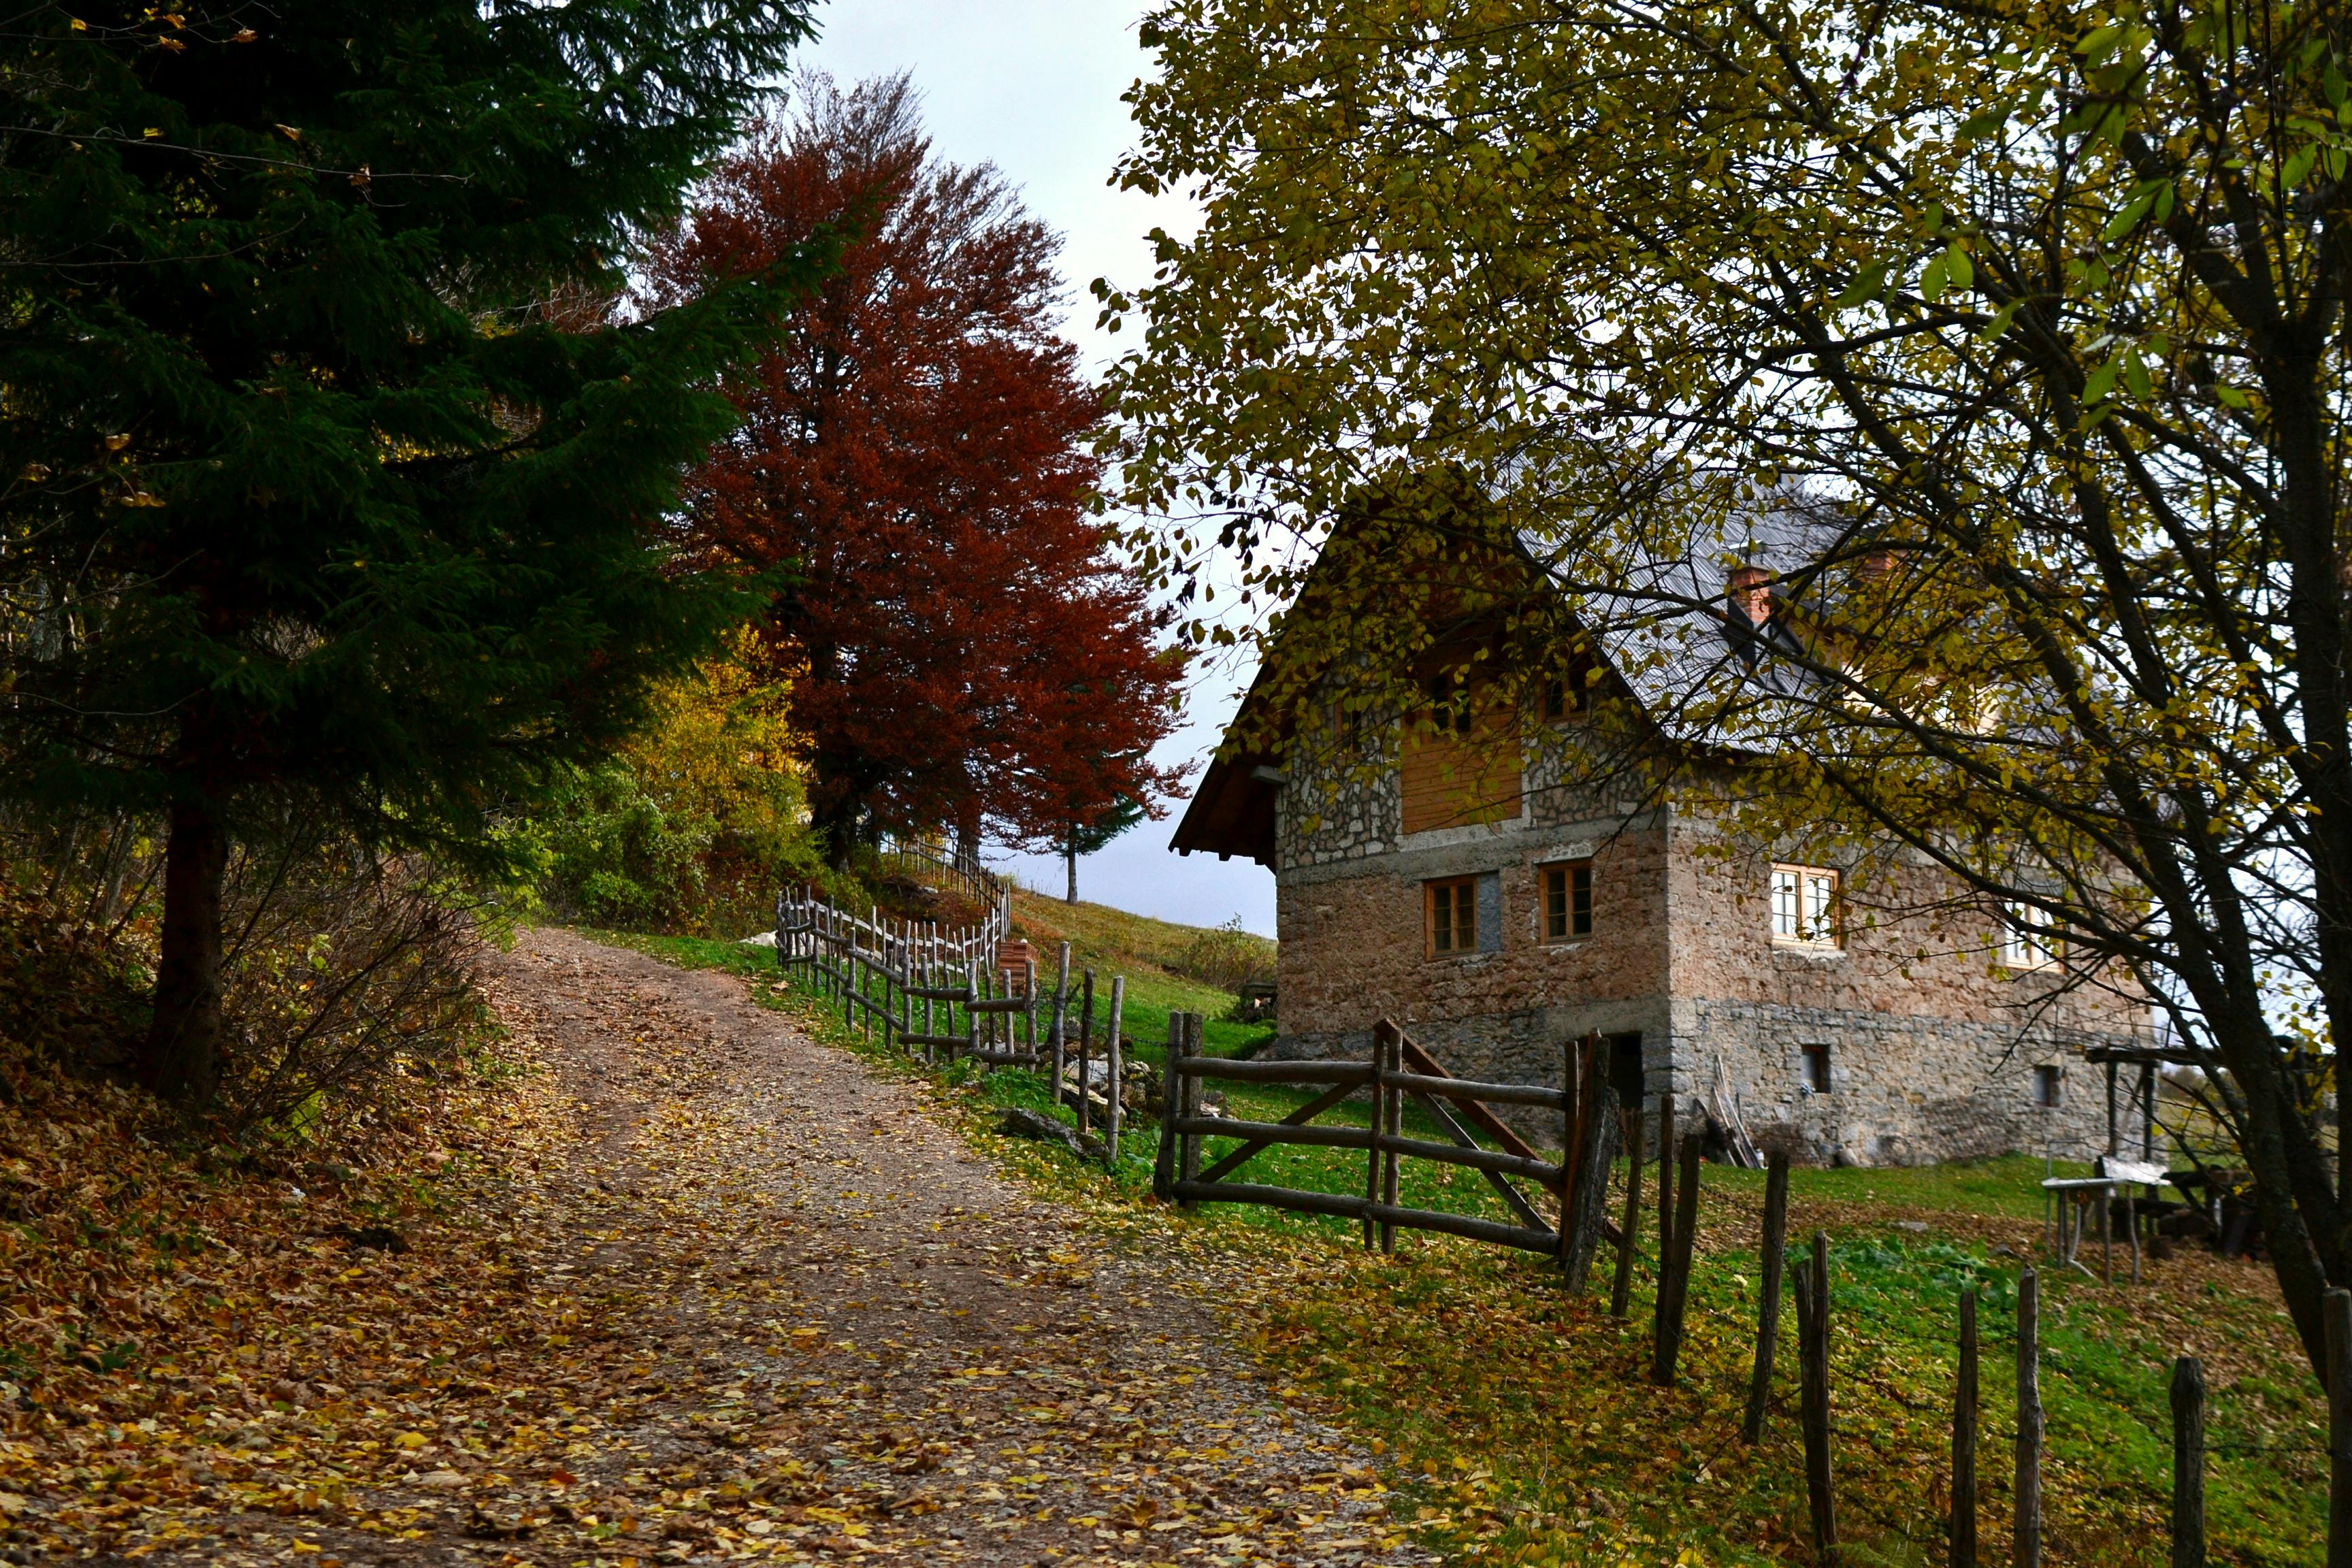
[{"xmin": 146, "ymin": 797, "xmax": 226, "ymax": 1104}]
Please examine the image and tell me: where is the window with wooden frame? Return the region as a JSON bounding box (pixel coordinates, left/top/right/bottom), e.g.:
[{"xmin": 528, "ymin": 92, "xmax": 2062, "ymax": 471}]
[
  {"xmin": 1425, "ymin": 876, "xmax": 1479, "ymax": 956},
  {"xmin": 1540, "ymin": 860, "xmax": 1594, "ymax": 941},
  {"xmin": 1999, "ymin": 900, "xmax": 2057, "ymax": 971},
  {"xmin": 1770, "ymin": 864, "xmax": 1842, "ymax": 948},
  {"xmin": 2032, "ymin": 1064, "xmax": 2061, "ymax": 1108}
]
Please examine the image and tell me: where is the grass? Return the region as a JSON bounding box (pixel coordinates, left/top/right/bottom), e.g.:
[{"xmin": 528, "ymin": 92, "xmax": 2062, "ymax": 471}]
[{"xmin": 574, "ymin": 921, "xmax": 2328, "ymax": 1567}]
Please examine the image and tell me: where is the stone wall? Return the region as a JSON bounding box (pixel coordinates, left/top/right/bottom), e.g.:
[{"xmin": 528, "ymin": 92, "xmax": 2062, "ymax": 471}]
[{"xmin": 1269, "ymin": 771, "xmax": 2144, "ymax": 1160}]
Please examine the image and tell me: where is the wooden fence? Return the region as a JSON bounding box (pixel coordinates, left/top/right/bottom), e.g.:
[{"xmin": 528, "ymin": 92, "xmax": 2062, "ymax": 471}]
[
  {"xmin": 771, "ymin": 883, "xmax": 1132, "ymax": 1160},
  {"xmin": 1153, "ymin": 1017, "xmax": 1624, "ymax": 1271}
]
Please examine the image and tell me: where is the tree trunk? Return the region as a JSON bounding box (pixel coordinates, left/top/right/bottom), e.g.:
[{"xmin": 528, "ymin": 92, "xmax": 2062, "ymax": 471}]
[
  {"xmin": 1066, "ymin": 836, "xmax": 1078, "ymax": 903},
  {"xmin": 145, "ymin": 797, "xmax": 227, "ymax": 1105}
]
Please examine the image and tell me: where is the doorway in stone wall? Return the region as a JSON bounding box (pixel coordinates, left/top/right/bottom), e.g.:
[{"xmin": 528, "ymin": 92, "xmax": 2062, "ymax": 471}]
[{"xmin": 1607, "ymin": 1032, "xmax": 1644, "ymax": 1107}]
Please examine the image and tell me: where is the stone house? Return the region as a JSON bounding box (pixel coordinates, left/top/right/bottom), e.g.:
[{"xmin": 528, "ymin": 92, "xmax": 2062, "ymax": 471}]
[{"xmin": 1171, "ymin": 512, "xmax": 2138, "ymax": 1165}]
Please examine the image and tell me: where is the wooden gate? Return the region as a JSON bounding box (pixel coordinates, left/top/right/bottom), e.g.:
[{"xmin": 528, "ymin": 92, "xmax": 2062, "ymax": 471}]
[{"xmin": 1154, "ymin": 1017, "xmax": 1623, "ymax": 1276}]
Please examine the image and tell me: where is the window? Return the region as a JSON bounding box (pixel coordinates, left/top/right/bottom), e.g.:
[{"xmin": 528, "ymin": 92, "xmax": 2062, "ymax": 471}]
[
  {"xmin": 1426, "ymin": 876, "xmax": 1478, "ymax": 956},
  {"xmin": 1540, "ymin": 672, "xmax": 1587, "ymax": 722},
  {"xmin": 1771, "ymin": 864, "xmax": 1842, "ymax": 947},
  {"xmin": 1541, "ymin": 860, "xmax": 1594, "ymax": 941},
  {"xmin": 1425, "ymin": 675, "xmax": 1473, "ymax": 734},
  {"xmin": 2033, "ymin": 1064, "xmax": 2061, "ymax": 1109},
  {"xmin": 2000, "ymin": 901, "xmax": 2057, "ymax": 970},
  {"xmin": 1799, "ymin": 1043, "xmax": 1833, "ymax": 1094}
]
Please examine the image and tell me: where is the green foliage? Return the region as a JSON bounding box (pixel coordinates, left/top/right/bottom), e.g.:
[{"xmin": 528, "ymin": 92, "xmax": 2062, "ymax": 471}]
[
  {"xmin": 0, "ymin": 0, "xmax": 826, "ymax": 1092},
  {"xmin": 527, "ymin": 633, "xmax": 828, "ymax": 934}
]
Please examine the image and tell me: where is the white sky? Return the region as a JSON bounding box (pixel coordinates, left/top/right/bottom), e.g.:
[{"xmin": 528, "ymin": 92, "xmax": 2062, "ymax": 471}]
[{"xmin": 799, "ymin": 0, "xmax": 1277, "ymax": 936}]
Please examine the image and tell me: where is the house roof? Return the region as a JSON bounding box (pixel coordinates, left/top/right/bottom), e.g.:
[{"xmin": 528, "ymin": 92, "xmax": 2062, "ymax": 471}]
[{"xmin": 1168, "ymin": 491, "xmax": 1856, "ymax": 864}]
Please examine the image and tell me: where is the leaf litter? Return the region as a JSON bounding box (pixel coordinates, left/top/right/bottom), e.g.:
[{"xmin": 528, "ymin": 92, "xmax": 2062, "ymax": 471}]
[{"xmin": 2, "ymin": 926, "xmax": 1431, "ymax": 1567}]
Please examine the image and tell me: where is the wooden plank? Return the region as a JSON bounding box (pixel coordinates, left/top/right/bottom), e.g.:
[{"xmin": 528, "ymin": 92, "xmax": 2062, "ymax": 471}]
[
  {"xmin": 1404, "ymin": 1092, "xmax": 1555, "ymax": 1230},
  {"xmin": 1175, "ymin": 1056, "xmax": 1377, "ymax": 1086},
  {"xmin": 1192, "ymin": 1081, "xmax": 1359, "ymax": 1186},
  {"xmin": 1381, "ymin": 1069, "xmax": 1567, "ymax": 1109},
  {"xmin": 1560, "ymin": 1083, "xmax": 1620, "ymax": 1292},
  {"xmin": 1171, "ymin": 1179, "xmax": 1365, "ymax": 1223},
  {"xmin": 1799, "ymin": 1233, "xmax": 1838, "ymax": 1563},
  {"xmin": 1398, "ymin": 1035, "xmax": 1544, "ymax": 1162},
  {"xmin": 1364, "ymin": 1201, "xmax": 1561, "ymax": 1255},
  {"xmin": 1175, "ymin": 1116, "xmax": 1374, "ymax": 1151},
  {"xmin": 1384, "ymin": 1129, "xmax": 1564, "ymax": 1191}
]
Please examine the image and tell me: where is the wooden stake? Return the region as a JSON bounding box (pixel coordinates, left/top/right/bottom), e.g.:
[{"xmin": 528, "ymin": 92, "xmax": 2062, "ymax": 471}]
[
  {"xmin": 1103, "ymin": 975, "xmax": 1126, "ymax": 1165},
  {"xmin": 2172, "ymin": 1354, "xmax": 2205, "ymax": 1568},
  {"xmin": 1795, "ymin": 1232, "xmax": 1838, "ymax": 1564},
  {"xmin": 1365, "ymin": 1024, "xmax": 1388, "ymax": 1251},
  {"xmin": 2015, "ymin": 1267, "xmax": 2043, "ymax": 1568},
  {"xmin": 1609, "ymin": 1099, "xmax": 1645, "ymax": 1320},
  {"xmin": 1743, "ymin": 1149, "xmax": 1790, "ymax": 1443},
  {"xmin": 1153, "ymin": 1013, "xmax": 1182, "ymax": 1200},
  {"xmin": 1049, "ymin": 941, "xmax": 1071, "ymax": 1090},
  {"xmin": 1652, "ymin": 1096, "xmax": 1678, "ymax": 1372},
  {"xmin": 1953, "ymin": 1286, "xmax": 1978, "ymax": 1568},
  {"xmin": 1650, "ymin": 1132, "xmax": 1701, "ymax": 1385},
  {"xmin": 1076, "ymin": 968, "xmax": 1096, "ymax": 1134},
  {"xmin": 1183, "ymin": 1013, "xmax": 1205, "ymax": 1199}
]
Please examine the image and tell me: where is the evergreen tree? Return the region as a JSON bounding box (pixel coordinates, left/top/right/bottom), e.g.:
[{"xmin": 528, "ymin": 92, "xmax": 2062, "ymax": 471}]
[{"xmin": 0, "ymin": 2, "xmax": 820, "ymax": 1102}]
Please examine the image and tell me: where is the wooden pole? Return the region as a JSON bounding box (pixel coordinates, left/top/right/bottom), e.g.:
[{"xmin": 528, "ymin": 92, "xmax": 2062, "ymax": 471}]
[
  {"xmin": 1076, "ymin": 968, "xmax": 1096, "ymax": 1134},
  {"xmin": 1609, "ymin": 1098, "xmax": 1646, "ymax": 1320},
  {"xmin": 2328, "ymin": 1287, "xmax": 2352, "ymax": 1568},
  {"xmin": 1153, "ymin": 1013, "xmax": 1182, "ymax": 1200},
  {"xmin": 1365, "ymin": 1024, "xmax": 1388, "ymax": 1250},
  {"xmin": 1651, "ymin": 1132, "xmax": 1701, "ymax": 1385},
  {"xmin": 1563, "ymin": 1085, "xmax": 1620, "ymax": 1293},
  {"xmin": 2172, "ymin": 1354, "xmax": 2206, "ymax": 1568},
  {"xmin": 1558, "ymin": 1035, "xmax": 1578, "ymax": 1263},
  {"xmin": 1379, "ymin": 1019, "xmax": 1401, "ymax": 1256},
  {"xmin": 1049, "ymin": 941, "xmax": 1072, "ymax": 1100},
  {"xmin": 2015, "ymin": 1267, "xmax": 2043, "ymax": 1568},
  {"xmin": 1180, "ymin": 1013, "xmax": 1205, "ymax": 1203},
  {"xmin": 1743, "ymin": 1149, "xmax": 1790, "ymax": 1443},
  {"xmin": 1797, "ymin": 1231, "xmax": 1838, "ymax": 1565},
  {"xmin": 1652, "ymin": 1095, "xmax": 1678, "ymax": 1371},
  {"xmin": 1953, "ymin": 1286, "xmax": 1978, "ymax": 1568},
  {"xmin": 1103, "ymin": 975, "xmax": 1125, "ymax": 1165}
]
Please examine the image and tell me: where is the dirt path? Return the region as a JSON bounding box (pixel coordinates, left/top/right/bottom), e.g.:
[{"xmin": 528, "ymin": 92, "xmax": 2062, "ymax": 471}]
[{"xmin": 416, "ymin": 928, "xmax": 1424, "ymax": 1567}]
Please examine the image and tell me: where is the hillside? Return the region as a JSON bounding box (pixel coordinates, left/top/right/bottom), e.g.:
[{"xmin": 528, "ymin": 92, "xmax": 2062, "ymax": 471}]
[{"xmin": 1002, "ymin": 885, "xmax": 1277, "ymax": 1057}]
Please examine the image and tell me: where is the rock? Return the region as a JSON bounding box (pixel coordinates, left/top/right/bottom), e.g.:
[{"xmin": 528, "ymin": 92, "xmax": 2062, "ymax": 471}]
[
  {"xmin": 1895, "ymin": 1220, "xmax": 1929, "ymax": 1233},
  {"xmin": 997, "ymin": 1107, "xmax": 1085, "ymax": 1156}
]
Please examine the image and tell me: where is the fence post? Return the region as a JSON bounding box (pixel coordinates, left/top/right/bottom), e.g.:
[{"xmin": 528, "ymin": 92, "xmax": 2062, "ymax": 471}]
[
  {"xmin": 1103, "ymin": 975, "xmax": 1126, "ymax": 1166},
  {"xmin": 1153, "ymin": 1015, "xmax": 1182, "ymax": 1200},
  {"xmin": 1183, "ymin": 1013, "xmax": 1206, "ymax": 1201},
  {"xmin": 2016, "ymin": 1267, "xmax": 2042, "ymax": 1568},
  {"xmin": 1743, "ymin": 1149, "xmax": 1791, "ymax": 1443},
  {"xmin": 1953, "ymin": 1285, "xmax": 1978, "ymax": 1568},
  {"xmin": 1651, "ymin": 1096, "xmax": 1677, "ymax": 1370},
  {"xmin": 963, "ymin": 964, "xmax": 979, "ymax": 1065},
  {"xmin": 1557, "ymin": 1036, "xmax": 1578, "ymax": 1265},
  {"xmin": 2172, "ymin": 1354, "xmax": 2205, "ymax": 1568},
  {"xmin": 1365, "ymin": 1023, "xmax": 1390, "ymax": 1250},
  {"xmin": 1609, "ymin": 1098, "xmax": 1645, "ymax": 1320},
  {"xmin": 1049, "ymin": 942, "xmax": 1072, "ymax": 1098},
  {"xmin": 2328, "ymin": 1287, "xmax": 2352, "ymax": 1568},
  {"xmin": 1563, "ymin": 1084, "xmax": 1620, "ymax": 1293},
  {"xmin": 1797, "ymin": 1231, "xmax": 1838, "ymax": 1565},
  {"xmin": 1379, "ymin": 1019, "xmax": 1401, "ymax": 1255},
  {"xmin": 1076, "ymin": 970, "xmax": 1097, "ymax": 1133},
  {"xmin": 1651, "ymin": 1131, "xmax": 1701, "ymax": 1385}
]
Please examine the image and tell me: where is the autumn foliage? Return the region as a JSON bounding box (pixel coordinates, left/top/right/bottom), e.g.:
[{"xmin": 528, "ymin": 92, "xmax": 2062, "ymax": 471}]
[{"xmin": 655, "ymin": 75, "xmax": 1186, "ymax": 868}]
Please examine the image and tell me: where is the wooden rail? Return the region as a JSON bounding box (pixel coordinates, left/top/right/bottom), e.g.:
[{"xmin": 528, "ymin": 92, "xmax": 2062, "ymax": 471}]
[
  {"xmin": 771, "ymin": 885, "xmax": 1130, "ymax": 1162},
  {"xmin": 1155, "ymin": 1017, "xmax": 1624, "ymax": 1267}
]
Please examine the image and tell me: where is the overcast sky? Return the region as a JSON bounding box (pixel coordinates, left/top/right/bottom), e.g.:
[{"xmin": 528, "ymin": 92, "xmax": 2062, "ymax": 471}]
[{"xmin": 798, "ymin": 1, "xmax": 1277, "ymax": 936}]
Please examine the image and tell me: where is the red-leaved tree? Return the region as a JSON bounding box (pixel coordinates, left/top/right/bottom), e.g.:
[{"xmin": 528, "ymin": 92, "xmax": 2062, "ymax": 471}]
[{"xmin": 653, "ymin": 74, "xmax": 1187, "ymax": 868}]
